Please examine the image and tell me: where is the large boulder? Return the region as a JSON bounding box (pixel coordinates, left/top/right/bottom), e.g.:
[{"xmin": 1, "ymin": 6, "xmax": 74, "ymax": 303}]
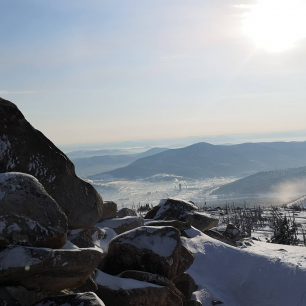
[
  {"xmin": 145, "ymin": 220, "xmax": 191, "ymax": 235},
  {"xmin": 145, "ymin": 198, "xmax": 218, "ymax": 232},
  {"xmin": 0, "ymin": 246, "xmax": 104, "ymax": 292},
  {"xmin": 95, "ymin": 270, "xmax": 183, "ymax": 306},
  {"xmin": 173, "ymin": 273, "xmax": 198, "ymax": 302},
  {"xmin": 103, "ymin": 226, "xmax": 193, "ymax": 279},
  {"xmin": 0, "ymin": 172, "xmax": 67, "ymax": 248},
  {"xmin": 204, "ymin": 228, "xmax": 236, "ymax": 246},
  {"xmin": 99, "ymin": 201, "xmax": 117, "ymax": 220},
  {"xmin": 117, "ymin": 207, "xmax": 137, "ymax": 218},
  {"xmin": 0, "ymin": 286, "xmax": 48, "ymax": 306},
  {"xmin": 0, "ymin": 98, "xmax": 104, "ymax": 228},
  {"xmin": 97, "ymin": 216, "xmax": 144, "ymax": 234},
  {"xmin": 34, "ymin": 292, "xmax": 105, "ymax": 306}
]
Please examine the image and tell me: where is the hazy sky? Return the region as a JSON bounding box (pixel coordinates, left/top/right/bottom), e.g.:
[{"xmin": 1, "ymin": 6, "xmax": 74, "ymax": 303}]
[{"xmin": 1, "ymin": 0, "xmax": 306, "ymax": 146}]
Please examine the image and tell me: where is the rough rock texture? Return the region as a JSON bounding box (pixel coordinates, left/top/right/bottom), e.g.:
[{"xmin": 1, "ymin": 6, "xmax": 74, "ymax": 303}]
[
  {"xmin": 204, "ymin": 223, "xmax": 241, "ymax": 246},
  {"xmin": 97, "ymin": 216, "xmax": 144, "ymax": 234},
  {"xmin": 145, "ymin": 220, "xmax": 191, "ymax": 234},
  {"xmin": 0, "ymin": 286, "xmax": 49, "ymax": 306},
  {"xmin": 224, "ymin": 223, "xmax": 241, "ymax": 241},
  {"xmin": 34, "ymin": 292, "xmax": 105, "ymax": 306},
  {"xmin": 145, "ymin": 198, "xmax": 218, "ymax": 232},
  {"xmin": 99, "ymin": 201, "xmax": 117, "ymax": 220},
  {"xmin": 0, "ymin": 98, "xmax": 104, "ymax": 228},
  {"xmin": 0, "ymin": 172, "xmax": 67, "ymax": 248},
  {"xmin": 204, "ymin": 229, "xmax": 236, "ymax": 246},
  {"xmin": 103, "ymin": 226, "xmax": 193, "ymax": 279},
  {"xmin": 0, "ymin": 246, "xmax": 104, "ymax": 292},
  {"xmin": 117, "ymin": 207, "xmax": 137, "ymax": 218},
  {"xmin": 95, "ymin": 270, "xmax": 183, "ymax": 306},
  {"xmin": 173, "ymin": 273, "xmax": 198, "ymax": 301},
  {"xmin": 119, "ymin": 270, "xmax": 176, "ymax": 288}
]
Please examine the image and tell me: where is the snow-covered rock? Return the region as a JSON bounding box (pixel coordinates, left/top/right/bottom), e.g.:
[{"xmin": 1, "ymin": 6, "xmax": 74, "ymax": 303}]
[
  {"xmin": 0, "ymin": 97, "xmax": 104, "ymax": 229},
  {"xmin": 95, "ymin": 270, "xmax": 183, "ymax": 306},
  {"xmin": 103, "ymin": 226, "xmax": 193, "ymax": 279},
  {"xmin": 145, "ymin": 198, "xmax": 218, "ymax": 232},
  {"xmin": 145, "ymin": 219, "xmax": 191, "ymax": 234},
  {"xmin": 0, "ymin": 246, "xmax": 104, "ymax": 292},
  {"xmin": 0, "ymin": 172, "xmax": 67, "ymax": 248},
  {"xmin": 97, "ymin": 216, "xmax": 144, "ymax": 234}
]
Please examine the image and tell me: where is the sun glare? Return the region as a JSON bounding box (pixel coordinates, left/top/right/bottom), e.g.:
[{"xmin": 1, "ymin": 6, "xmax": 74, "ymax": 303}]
[{"xmin": 242, "ymin": 0, "xmax": 306, "ymax": 52}]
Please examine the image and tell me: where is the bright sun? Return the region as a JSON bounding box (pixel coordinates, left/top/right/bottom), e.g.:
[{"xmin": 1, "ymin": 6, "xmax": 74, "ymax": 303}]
[{"xmin": 242, "ymin": 0, "xmax": 306, "ymax": 52}]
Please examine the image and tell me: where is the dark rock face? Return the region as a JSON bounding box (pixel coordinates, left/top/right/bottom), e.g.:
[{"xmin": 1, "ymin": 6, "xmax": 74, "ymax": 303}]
[
  {"xmin": 95, "ymin": 270, "xmax": 183, "ymax": 306},
  {"xmin": 0, "ymin": 98, "xmax": 103, "ymax": 228},
  {"xmin": 173, "ymin": 273, "xmax": 198, "ymax": 301},
  {"xmin": 119, "ymin": 270, "xmax": 175, "ymax": 287},
  {"xmin": 0, "ymin": 286, "xmax": 49, "ymax": 306},
  {"xmin": 99, "ymin": 201, "xmax": 117, "ymax": 220},
  {"xmin": 204, "ymin": 223, "xmax": 241, "ymax": 246},
  {"xmin": 145, "ymin": 198, "xmax": 218, "ymax": 232},
  {"xmin": 0, "ymin": 246, "xmax": 104, "ymax": 292},
  {"xmin": 0, "ymin": 172, "xmax": 67, "ymax": 248},
  {"xmin": 97, "ymin": 216, "xmax": 144, "ymax": 234},
  {"xmin": 34, "ymin": 292, "xmax": 105, "ymax": 306},
  {"xmin": 103, "ymin": 226, "xmax": 193, "ymax": 279},
  {"xmin": 145, "ymin": 220, "xmax": 191, "ymax": 234},
  {"xmin": 117, "ymin": 207, "xmax": 137, "ymax": 218}
]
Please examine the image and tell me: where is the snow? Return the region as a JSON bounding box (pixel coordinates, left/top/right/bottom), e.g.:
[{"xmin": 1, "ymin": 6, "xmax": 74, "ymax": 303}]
[
  {"xmin": 62, "ymin": 241, "xmax": 79, "ymax": 250},
  {"xmin": 0, "ymin": 246, "xmax": 41, "ymax": 269},
  {"xmin": 114, "ymin": 226, "xmax": 178, "ymax": 257},
  {"xmin": 92, "ymin": 227, "xmax": 117, "ymax": 252},
  {"xmin": 95, "ymin": 270, "xmax": 161, "ymax": 290},
  {"xmin": 182, "ymin": 231, "xmax": 306, "ymax": 306},
  {"xmin": 242, "ymin": 240, "xmax": 306, "ymax": 269},
  {"xmin": 287, "ymin": 195, "xmax": 306, "ymax": 209}
]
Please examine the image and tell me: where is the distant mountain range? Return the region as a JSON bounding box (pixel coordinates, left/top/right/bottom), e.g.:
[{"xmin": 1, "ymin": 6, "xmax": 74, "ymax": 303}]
[
  {"xmin": 73, "ymin": 147, "xmax": 168, "ymax": 177},
  {"xmin": 212, "ymin": 166, "xmax": 306, "ymax": 196},
  {"xmin": 90, "ymin": 141, "xmax": 306, "ymax": 180},
  {"xmin": 68, "ymin": 148, "xmax": 142, "ymax": 159}
]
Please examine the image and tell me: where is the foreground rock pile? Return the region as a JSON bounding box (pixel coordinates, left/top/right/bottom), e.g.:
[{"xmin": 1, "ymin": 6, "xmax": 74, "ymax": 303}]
[{"xmin": 0, "ymin": 98, "xmax": 220, "ymax": 305}]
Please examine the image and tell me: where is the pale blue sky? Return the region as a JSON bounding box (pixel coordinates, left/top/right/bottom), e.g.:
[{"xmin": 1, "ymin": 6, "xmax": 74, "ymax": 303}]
[{"xmin": 1, "ymin": 0, "xmax": 306, "ymax": 146}]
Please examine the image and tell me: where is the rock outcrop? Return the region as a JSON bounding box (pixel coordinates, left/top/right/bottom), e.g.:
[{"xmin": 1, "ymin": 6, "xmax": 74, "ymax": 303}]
[
  {"xmin": 95, "ymin": 270, "xmax": 184, "ymax": 306},
  {"xmin": 103, "ymin": 226, "xmax": 193, "ymax": 279},
  {"xmin": 145, "ymin": 198, "xmax": 218, "ymax": 232},
  {"xmin": 0, "ymin": 98, "xmax": 203, "ymax": 306},
  {"xmin": 117, "ymin": 207, "xmax": 137, "ymax": 218},
  {"xmin": 0, "ymin": 97, "xmax": 104, "ymax": 228},
  {"xmin": 0, "ymin": 172, "xmax": 67, "ymax": 248},
  {"xmin": 0, "ymin": 246, "xmax": 104, "ymax": 292},
  {"xmin": 97, "ymin": 216, "xmax": 144, "ymax": 234}
]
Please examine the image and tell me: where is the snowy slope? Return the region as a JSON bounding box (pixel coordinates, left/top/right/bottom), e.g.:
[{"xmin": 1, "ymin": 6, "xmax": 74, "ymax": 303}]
[{"xmin": 182, "ymin": 228, "xmax": 306, "ymax": 306}]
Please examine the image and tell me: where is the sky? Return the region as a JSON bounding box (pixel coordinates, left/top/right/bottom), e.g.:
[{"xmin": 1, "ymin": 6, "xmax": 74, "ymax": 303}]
[{"xmin": 1, "ymin": 0, "xmax": 306, "ymax": 148}]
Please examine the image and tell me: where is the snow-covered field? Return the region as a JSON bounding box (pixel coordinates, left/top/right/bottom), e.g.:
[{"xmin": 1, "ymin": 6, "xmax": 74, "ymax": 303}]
[
  {"xmin": 184, "ymin": 228, "xmax": 306, "ymax": 306},
  {"xmin": 91, "ymin": 177, "xmax": 286, "ymax": 209}
]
